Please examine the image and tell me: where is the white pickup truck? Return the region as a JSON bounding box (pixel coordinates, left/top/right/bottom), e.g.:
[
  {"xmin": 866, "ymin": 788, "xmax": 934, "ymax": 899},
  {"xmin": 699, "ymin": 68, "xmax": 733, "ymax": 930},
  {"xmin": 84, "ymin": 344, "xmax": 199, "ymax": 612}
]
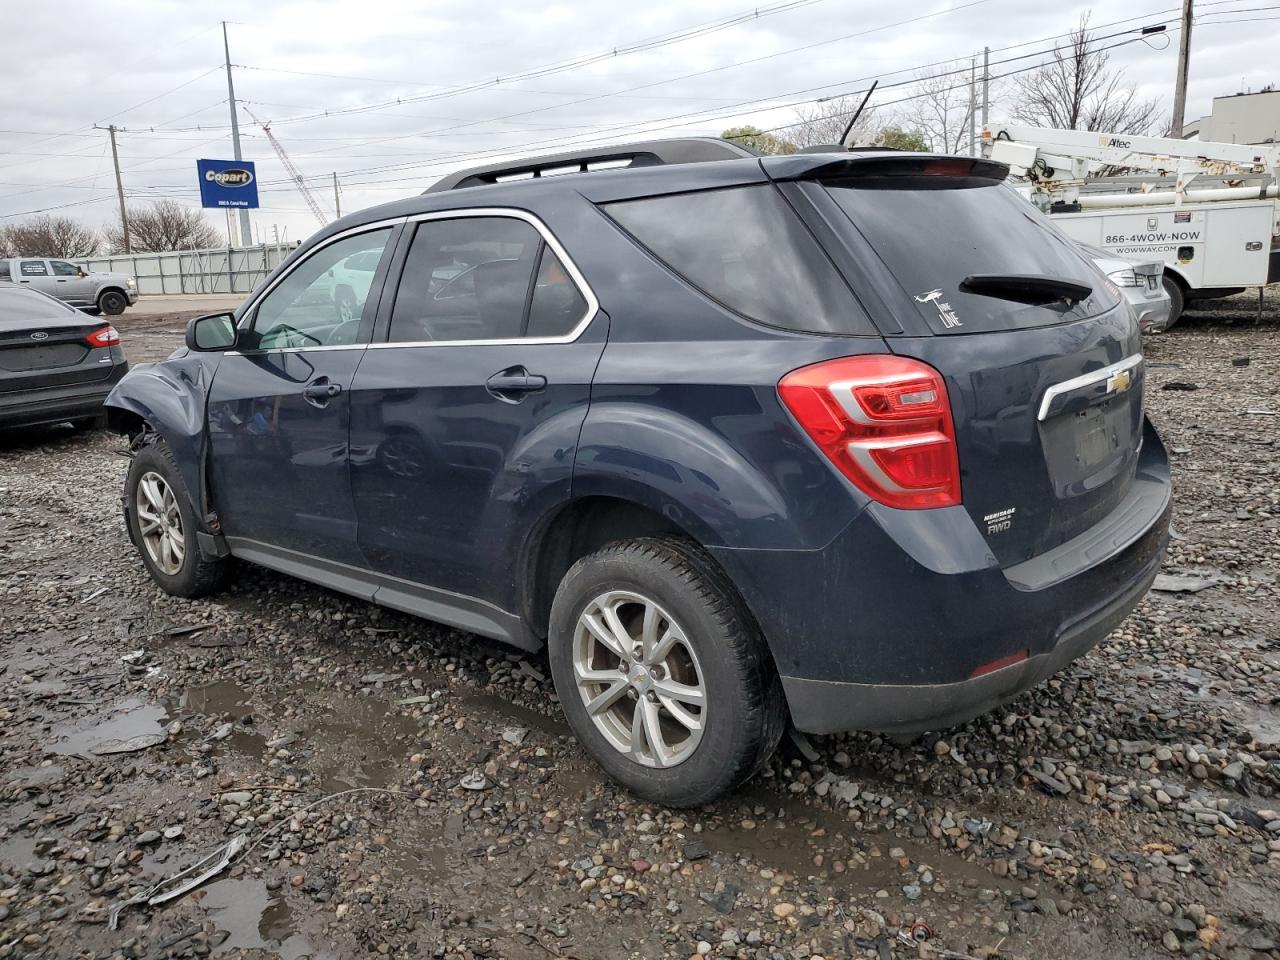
[{"xmin": 0, "ymin": 257, "xmax": 138, "ymax": 315}]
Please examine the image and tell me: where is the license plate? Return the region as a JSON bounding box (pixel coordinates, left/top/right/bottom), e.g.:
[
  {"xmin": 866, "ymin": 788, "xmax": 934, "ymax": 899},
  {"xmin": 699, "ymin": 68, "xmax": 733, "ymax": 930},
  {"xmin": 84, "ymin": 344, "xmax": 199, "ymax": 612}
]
[{"xmin": 1073, "ymin": 406, "xmax": 1115, "ymax": 470}]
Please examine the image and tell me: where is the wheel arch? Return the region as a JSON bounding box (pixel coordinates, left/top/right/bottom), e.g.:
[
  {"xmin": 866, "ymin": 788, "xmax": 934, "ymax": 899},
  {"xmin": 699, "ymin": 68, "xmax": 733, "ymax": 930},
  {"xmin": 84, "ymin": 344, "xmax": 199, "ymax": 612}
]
[
  {"xmin": 521, "ymin": 495, "xmax": 715, "ymax": 641},
  {"xmin": 104, "ymin": 359, "xmax": 213, "ymax": 520}
]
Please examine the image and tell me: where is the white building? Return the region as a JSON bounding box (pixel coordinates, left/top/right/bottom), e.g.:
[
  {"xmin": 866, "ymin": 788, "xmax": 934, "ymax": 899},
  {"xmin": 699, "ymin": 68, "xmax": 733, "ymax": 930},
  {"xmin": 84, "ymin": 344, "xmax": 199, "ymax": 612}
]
[{"xmin": 1184, "ymin": 87, "xmax": 1280, "ymax": 145}]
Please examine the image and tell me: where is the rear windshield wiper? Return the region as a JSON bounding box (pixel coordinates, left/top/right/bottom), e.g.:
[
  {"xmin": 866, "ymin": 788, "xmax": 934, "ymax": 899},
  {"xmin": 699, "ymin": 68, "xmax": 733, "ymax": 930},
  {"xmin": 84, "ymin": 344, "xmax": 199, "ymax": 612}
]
[{"xmin": 960, "ymin": 274, "xmax": 1093, "ymax": 306}]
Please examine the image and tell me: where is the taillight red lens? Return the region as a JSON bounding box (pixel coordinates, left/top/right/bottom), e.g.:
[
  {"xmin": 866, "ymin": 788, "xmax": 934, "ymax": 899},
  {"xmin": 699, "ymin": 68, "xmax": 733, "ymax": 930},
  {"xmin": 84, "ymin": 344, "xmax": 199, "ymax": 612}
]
[
  {"xmin": 778, "ymin": 355, "xmax": 961, "ymax": 510},
  {"xmin": 86, "ymin": 325, "xmax": 120, "ymax": 347}
]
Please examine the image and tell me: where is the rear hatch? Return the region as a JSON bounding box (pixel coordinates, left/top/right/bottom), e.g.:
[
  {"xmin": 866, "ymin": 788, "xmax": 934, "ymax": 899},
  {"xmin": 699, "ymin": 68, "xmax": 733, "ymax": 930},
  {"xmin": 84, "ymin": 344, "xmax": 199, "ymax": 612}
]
[
  {"xmin": 790, "ymin": 157, "xmax": 1145, "ymax": 566},
  {"xmin": 0, "ymin": 289, "xmax": 117, "ymax": 393}
]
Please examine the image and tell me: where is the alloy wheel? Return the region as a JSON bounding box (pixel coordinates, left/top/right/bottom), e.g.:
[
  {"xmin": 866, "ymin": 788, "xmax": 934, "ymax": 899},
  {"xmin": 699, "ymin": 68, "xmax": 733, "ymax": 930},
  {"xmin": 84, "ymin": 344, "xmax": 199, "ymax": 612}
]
[
  {"xmin": 135, "ymin": 471, "xmax": 185, "ymax": 576},
  {"xmin": 572, "ymin": 590, "xmax": 706, "ymax": 768}
]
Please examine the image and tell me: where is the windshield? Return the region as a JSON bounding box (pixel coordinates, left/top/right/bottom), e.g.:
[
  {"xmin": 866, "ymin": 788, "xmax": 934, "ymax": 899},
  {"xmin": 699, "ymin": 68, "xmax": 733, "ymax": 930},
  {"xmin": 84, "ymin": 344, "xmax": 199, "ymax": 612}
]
[{"xmin": 825, "ymin": 179, "xmax": 1119, "ymax": 334}]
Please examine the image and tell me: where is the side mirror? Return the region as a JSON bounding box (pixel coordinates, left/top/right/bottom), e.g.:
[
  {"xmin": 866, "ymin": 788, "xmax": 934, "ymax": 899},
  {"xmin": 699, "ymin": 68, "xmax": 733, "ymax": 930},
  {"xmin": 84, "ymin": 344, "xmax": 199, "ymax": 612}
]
[{"xmin": 185, "ymin": 312, "xmax": 238, "ymax": 352}]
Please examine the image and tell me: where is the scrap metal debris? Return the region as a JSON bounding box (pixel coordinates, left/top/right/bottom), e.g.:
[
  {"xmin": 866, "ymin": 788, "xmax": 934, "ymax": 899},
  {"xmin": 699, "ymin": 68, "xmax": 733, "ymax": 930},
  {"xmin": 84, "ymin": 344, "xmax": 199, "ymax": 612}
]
[
  {"xmin": 91, "ymin": 732, "xmax": 165, "ymax": 756},
  {"xmin": 1153, "ymin": 574, "xmax": 1220, "ymax": 593},
  {"xmin": 109, "ymin": 834, "xmax": 247, "ymax": 929},
  {"xmin": 109, "ymin": 787, "xmax": 412, "ymax": 929}
]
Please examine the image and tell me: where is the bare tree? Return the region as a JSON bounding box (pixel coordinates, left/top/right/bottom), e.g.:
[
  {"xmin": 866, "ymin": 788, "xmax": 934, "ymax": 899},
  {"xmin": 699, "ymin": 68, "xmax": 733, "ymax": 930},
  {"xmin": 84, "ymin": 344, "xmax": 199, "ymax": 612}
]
[
  {"xmin": 899, "ymin": 66, "xmax": 983, "ymax": 155},
  {"xmin": 0, "ymin": 216, "xmax": 101, "ymax": 259},
  {"xmin": 1011, "ymin": 14, "xmax": 1162, "ymax": 134},
  {"xmin": 788, "ymin": 96, "xmax": 878, "ymax": 147},
  {"xmin": 104, "ymin": 200, "xmax": 221, "ymax": 253}
]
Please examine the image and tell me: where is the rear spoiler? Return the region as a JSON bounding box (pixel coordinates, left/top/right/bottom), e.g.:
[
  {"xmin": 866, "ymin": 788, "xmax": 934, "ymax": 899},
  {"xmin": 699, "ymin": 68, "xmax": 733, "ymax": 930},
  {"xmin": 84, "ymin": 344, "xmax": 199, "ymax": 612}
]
[{"xmin": 762, "ymin": 152, "xmax": 1010, "ymax": 184}]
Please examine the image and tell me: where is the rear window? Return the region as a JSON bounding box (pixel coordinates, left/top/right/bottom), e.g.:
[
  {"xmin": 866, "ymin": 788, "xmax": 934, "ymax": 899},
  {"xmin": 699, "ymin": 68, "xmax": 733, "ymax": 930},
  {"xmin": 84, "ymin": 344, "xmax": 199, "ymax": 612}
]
[
  {"xmin": 605, "ymin": 185, "xmax": 873, "ymax": 335},
  {"xmin": 826, "ymin": 180, "xmax": 1116, "ymax": 333}
]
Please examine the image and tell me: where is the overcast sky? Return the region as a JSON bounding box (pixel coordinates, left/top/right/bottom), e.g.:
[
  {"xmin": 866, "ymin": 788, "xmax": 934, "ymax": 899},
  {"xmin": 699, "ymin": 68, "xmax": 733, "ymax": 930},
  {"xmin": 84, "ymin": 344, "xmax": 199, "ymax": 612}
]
[{"xmin": 2, "ymin": 0, "xmax": 1275, "ymax": 246}]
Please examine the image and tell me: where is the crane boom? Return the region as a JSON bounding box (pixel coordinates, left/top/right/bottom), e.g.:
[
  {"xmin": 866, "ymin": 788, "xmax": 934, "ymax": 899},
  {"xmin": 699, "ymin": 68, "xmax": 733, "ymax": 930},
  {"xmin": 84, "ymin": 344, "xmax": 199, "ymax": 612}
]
[
  {"xmin": 983, "ymin": 124, "xmax": 1280, "ymax": 209},
  {"xmin": 241, "ymin": 104, "xmax": 330, "ymax": 226}
]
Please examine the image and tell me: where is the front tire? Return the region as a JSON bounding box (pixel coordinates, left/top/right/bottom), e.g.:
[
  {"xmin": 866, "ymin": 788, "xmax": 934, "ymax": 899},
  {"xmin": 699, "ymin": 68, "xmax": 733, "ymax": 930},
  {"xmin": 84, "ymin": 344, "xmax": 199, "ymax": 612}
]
[
  {"xmin": 124, "ymin": 438, "xmax": 230, "ymax": 598},
  {"xmin": 548, "ymin": 538, "xmax": 786, "ymax": 807},
  {"xmin": 98, "ymin": 290, "xmax": 128, "ymax": 316}
]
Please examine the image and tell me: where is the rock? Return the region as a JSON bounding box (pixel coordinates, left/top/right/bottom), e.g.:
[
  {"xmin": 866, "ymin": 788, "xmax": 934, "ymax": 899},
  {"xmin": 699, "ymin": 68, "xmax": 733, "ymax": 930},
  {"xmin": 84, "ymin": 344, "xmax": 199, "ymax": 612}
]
[
  {"xmin": 772, "ymin": 902, "xmax": 796, "ymax": 919},
  {"xmin": 221, "ymin": 791, "xmax": 252, "ymax": 805},
  {"xmin": 1162, "ymin": 930, "xmax": 1181, "ymax": 953},
  {"xmin": 135, "ymin": 830, "xmax": 161, "ymax": 846},
  {"xmin": 683, "ymin": 840, "xmax": 709, "ymax": 861},
  {"xmin": 902, "ymin": 884, "xmax": 922, "ymax": 901}
]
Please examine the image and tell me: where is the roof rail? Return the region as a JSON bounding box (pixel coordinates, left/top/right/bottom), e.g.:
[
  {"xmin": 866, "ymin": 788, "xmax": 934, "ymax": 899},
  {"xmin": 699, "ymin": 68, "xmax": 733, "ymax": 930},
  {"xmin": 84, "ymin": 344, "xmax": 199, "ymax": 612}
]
[{"xmin": 424, "ymin": 137, "xmax": 760, "ymax": 193}]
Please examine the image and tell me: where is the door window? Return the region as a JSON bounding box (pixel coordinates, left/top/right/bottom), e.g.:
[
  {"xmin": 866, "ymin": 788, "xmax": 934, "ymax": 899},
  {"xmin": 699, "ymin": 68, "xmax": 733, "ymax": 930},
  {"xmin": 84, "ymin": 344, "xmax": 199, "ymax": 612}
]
[
  {"xmin": 250, "ymin": 228, "xmax": 392, "ymax": 350},
  {"xmin": 19, "ymin": 261, "xmax": 48, "ymax": 276},
  {"xmin": 50, "ymin": 261, "xmax": 81, "ymax": 277},
  {"xmin": 388, "ymin": 216, "xmax": 589, "ymax": 342}
]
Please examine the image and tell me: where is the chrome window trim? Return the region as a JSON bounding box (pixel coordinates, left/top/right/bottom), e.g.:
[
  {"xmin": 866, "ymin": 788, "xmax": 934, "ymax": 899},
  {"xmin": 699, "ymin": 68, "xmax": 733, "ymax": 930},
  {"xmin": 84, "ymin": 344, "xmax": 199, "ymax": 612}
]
[
  {"xmin": 368, "ymin": 206, "xmax": 599, "ymax": 349},
  {"xmin": 1036, "ymin": 354, "xmax": 1143, "ymax": 422}
]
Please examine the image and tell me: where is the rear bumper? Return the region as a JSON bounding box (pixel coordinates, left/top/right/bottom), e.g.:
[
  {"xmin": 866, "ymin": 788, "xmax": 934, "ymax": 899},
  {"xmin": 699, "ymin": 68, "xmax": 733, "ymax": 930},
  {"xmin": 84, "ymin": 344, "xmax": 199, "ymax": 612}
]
[
  {"xmin": 712, "ymin": 418, "xmax": 1171, "ymax": 735},
  {"xmin": 0, "ymin": 363, "xmax": 128, "ymax": 430},
  {"xmin": 1131, "ymin": 295, "xmax": 1172, "ymax": 334},
  {"xmin": 781, "ymin": 532, "xmax": 1161, "ymax": 733}
]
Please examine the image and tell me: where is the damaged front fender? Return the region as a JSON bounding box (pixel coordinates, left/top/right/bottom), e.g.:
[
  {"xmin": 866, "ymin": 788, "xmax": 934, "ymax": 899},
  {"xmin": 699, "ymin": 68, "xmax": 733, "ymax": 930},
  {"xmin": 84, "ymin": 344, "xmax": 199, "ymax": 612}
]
[{"xmin": 105, "ymin": 353, "xmax": 219, "ymax": 521}]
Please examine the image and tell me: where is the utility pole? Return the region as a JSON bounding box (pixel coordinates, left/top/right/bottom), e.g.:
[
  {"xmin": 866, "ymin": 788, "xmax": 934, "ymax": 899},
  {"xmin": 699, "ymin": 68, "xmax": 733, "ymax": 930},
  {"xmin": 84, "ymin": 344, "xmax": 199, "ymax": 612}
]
[
  {"xmin": 95, "ymin": 124, "xmax": 129, "ymax": 253},
  {"xmin": 221, "ymin": 21, "xmax": 252, "ymax": 247},
  {"xmin": 968, "ymin": 57, "xmax": 977, "ymax": 156},
  {"xmin": 1171, "ymin": 0, "xmax": 1194, "ymax": 138},
  {"xmin": 332, "ymin": 172, "xmax": 341, "ymax": 219},
  {"xmin": 981, "ymin": 46, "xmax": 990, "ymax": 131}
]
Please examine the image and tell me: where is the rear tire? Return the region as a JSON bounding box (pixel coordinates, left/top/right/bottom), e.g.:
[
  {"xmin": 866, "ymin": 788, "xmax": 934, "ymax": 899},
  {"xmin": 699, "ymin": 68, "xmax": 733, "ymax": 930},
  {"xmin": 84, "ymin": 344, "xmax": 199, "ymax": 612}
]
[
  {"xmin": 124, "ymin": 437, "xmax": 230, "ymax": 598},
  {"xmin": 98, "ymin": 290, "xmax": 127, "ymax": 316},
  {"xmin": 548, "ymin": 538, "xmax": 786, "ymax": 807},
  {"xmin": 1161, "ymin": 276, "xmax": 1184, "ymax": 329}
]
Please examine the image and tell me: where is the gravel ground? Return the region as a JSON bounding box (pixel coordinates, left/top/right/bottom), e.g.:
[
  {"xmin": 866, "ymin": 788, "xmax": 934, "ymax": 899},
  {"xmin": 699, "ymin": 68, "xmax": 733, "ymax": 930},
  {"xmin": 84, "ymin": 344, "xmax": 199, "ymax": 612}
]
[{"xmin": 2, "ymin": 291, "xmax": 1278, "ymax": 960}]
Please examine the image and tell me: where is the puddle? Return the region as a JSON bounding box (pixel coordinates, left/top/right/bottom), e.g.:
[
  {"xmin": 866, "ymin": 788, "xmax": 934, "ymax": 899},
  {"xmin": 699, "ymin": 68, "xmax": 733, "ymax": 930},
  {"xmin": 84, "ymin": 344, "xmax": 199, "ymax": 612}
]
[
  {"xmin": 0, "ymin": 834, "xmax": 39, "ymax": 869},
  {"xmin": 1240, "ymin": 703, "xmax": 1280, "ymax": 747},
  {"xmin": 179, "ymin": 679, "xmax": 250, "ymax": 716},
  {"xmin": 459, "ymin": 691, "xmax": 571, "ymax": 739},
  {"xmin": 197, "ymin": 879, "xmax": 329, "ymax": 960},
  {"xmin": 46, "ymin": 699, "xmax": 168, "ymax": 758},
  {"xmin": 702, "ymin": 785, "xmax": 1011, "ymax": 897},
  {"xmin": 3, "ymin": 763, "xmax": 66, "ymax": 790}
]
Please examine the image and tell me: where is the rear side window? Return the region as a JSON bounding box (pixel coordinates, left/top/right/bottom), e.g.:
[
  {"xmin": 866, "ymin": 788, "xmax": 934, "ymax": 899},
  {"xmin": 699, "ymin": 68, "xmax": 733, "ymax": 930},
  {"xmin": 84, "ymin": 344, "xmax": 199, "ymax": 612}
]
[
  {"xmin": 826, "ymin": 180, "xmax": 1116, "ymax": 333},
  {"xmin": 605, "ymin": 185, "xmax": 871, "ymax": 335},
  {"xmin": 20, "ymin": 261, "xmax": 48, "ymax": 277},
  {"xmin": 389, "ymin": 216, "xmax": 589, "ymax": 342}
]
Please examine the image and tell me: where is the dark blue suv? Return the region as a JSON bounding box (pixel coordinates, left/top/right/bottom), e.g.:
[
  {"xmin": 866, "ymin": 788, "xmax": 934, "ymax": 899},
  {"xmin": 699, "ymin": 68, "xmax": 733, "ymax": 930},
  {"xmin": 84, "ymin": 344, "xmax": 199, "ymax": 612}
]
[{"xmin": 106, "ymin": 138, "xmax": 1171, "ymax": 806}]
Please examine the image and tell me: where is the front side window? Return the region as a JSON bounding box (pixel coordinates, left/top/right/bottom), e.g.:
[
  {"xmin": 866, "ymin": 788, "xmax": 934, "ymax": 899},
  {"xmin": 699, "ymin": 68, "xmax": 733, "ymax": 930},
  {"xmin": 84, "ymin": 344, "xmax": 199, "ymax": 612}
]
[
  {"xmin": 51, "ymin": 261, "xmax": 80, "ymax": 277},
  {"xmin": 20, "ymin": 260, "xmax": 48, "ymax": 277},
  {"xmin": 388, "ymin": 216, "xmax": 588, "ymax": 342},
  {"xmin": 605, "ymin": 185, "xmax": 871, "ymax": 335},
  {"xmin": 251, "ymin": 228, "xmax": 392, "ymax": 349}
]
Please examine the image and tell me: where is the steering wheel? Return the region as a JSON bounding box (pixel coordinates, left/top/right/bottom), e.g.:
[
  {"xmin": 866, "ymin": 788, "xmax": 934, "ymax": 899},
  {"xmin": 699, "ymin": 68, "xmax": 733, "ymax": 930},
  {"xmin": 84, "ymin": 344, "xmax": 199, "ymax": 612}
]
[{"xmin": 327, "ymin": 320, "xmax": 361, "ymax": 345}]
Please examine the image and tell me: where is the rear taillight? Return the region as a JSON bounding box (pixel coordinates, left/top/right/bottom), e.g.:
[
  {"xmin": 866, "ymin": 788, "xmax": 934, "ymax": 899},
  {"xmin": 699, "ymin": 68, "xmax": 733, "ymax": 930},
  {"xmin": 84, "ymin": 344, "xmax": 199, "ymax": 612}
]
[
  {"xmin": 778, "ymin": 355, "xmax": 961, "ymax": 510},
  {"xmin": 86, "ymin": 325, "xmax": 120, "ymax": 347}
]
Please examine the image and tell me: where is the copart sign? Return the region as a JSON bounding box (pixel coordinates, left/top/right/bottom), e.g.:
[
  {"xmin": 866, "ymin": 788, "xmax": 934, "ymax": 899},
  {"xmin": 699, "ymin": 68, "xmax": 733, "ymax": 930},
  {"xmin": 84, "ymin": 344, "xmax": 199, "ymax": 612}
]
[{"xmin": 197, "ymin": 158, "xmax": 260, "ymax": 209}]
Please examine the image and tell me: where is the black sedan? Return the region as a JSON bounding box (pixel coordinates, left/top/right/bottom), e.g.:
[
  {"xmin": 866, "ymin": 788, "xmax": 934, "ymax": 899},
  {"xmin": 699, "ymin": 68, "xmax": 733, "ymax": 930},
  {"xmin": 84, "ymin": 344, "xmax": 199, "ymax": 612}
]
[{"xmin": 0, "ymin": 284, "xmax": 128, "ymax": 431}]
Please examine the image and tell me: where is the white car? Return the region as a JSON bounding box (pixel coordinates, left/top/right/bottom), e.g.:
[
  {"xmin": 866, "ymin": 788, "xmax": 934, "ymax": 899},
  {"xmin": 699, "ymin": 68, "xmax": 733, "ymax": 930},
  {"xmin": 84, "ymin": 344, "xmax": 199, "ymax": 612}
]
[{"xmin": 1082, "ymin": 244, "xmax": 1174, "ymax": 333}]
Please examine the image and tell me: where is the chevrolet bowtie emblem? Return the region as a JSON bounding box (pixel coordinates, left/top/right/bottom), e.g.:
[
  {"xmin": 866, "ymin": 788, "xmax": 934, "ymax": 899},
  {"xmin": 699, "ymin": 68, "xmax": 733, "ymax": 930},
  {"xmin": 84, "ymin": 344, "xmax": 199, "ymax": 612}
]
[{"xmin": 1106, "ymin": 369, "xmax": 1132, "ymax": 394}]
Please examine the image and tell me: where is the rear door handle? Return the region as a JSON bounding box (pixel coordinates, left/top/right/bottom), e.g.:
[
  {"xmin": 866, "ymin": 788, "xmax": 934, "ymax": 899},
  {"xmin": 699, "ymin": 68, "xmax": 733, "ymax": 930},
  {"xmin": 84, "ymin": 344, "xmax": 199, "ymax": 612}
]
[
  {"xmin": 302, "ymin": 378, "xmax": 342, "ymax": 406},
  {"xmin": 486, "ymin": 367, "xmax": 547, "ymax": 399}
]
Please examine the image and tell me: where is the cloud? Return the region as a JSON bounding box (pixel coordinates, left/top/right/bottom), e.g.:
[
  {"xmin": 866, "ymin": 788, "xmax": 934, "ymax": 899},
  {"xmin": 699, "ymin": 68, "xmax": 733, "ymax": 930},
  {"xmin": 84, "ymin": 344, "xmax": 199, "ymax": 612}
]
[{"xmin": 1, "ymin": 0, "xmax": 1273, "ymax": 242}]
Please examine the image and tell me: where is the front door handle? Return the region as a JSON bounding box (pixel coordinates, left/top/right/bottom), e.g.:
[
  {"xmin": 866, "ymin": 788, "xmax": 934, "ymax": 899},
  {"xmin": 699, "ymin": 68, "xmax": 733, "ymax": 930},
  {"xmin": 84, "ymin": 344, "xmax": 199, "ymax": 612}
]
[
  {"xmin": 486, "ymin": 367, "xmax": 547, "ymax": 399},
  {"xmin": 302, "ymin": 377, "xmax": 342, "ymax": 406}
]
